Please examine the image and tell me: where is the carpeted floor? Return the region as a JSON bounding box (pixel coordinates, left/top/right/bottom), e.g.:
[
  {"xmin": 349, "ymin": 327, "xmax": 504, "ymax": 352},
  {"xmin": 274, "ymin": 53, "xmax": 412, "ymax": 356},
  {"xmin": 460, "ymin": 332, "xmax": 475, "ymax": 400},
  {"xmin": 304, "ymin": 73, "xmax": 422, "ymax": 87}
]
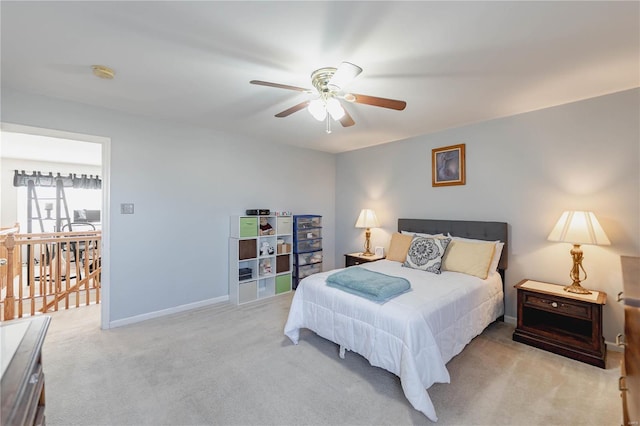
[{"xmin": 40, "ymin": 293, "xmax": 621, "ymax": 425}]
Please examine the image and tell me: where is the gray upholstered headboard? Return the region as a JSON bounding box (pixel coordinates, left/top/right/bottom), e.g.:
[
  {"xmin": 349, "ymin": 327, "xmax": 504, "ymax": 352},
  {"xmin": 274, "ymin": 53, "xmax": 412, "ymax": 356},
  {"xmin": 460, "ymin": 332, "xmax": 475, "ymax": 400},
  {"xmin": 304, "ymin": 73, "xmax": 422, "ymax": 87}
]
[{"xmin": 397, "ymin": 218, "xmax": 508, "ymax": 271}]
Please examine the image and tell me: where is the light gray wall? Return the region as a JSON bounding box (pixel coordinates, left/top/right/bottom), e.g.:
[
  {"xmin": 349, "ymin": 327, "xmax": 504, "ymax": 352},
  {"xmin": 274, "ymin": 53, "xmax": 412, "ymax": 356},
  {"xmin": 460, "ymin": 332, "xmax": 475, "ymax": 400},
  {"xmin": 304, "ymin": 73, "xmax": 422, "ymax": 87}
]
[
  {"xmin": 1, "ymin": 88, "xmax": 336, "ymax": 324},
  {"xmin": 335, "ymin": 89, "xmax": 640, "ymax": 344}
]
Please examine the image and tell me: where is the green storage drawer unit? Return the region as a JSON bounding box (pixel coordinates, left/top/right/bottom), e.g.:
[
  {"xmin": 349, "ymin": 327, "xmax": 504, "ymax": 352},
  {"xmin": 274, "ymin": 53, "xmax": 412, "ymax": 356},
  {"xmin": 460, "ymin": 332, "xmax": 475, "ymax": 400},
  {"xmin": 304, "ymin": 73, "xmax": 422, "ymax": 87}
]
[
  {"xmin": 275, "ymin": 274, "xmax": 291, "ymax": 294},
  {"xmin": 239, "ymin": 217, "xmax": 258, "ymax": 237}
]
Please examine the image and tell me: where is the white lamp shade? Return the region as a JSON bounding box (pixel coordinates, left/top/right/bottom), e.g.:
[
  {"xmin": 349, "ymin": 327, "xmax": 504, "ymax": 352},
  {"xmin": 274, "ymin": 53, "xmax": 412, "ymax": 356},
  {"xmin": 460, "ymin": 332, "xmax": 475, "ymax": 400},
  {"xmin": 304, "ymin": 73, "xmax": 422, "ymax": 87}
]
[
  {"xmin": 355, "ymin": 209, "xmax": 380, "ymax": 229},
  {"xmin": 547, "ymin": 211, "xmax": 610, "ymax": 245}
]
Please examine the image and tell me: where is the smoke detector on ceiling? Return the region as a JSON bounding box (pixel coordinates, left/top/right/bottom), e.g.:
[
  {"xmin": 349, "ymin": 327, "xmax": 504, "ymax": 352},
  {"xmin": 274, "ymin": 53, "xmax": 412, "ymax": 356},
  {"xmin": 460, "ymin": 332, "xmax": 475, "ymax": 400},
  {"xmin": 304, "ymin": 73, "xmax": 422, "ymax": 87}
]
[{"xmin": 91, "ymin": 65, "xmax": 115, "ymax": 79}]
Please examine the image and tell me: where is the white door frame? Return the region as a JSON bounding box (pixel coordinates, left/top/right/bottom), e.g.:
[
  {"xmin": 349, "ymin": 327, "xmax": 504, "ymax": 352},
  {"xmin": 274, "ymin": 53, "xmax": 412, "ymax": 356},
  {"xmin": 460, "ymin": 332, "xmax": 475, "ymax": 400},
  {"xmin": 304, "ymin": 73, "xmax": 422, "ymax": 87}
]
[{"xmin": 1, "ymin": 122, "xmax": 111, "ymax": 329}]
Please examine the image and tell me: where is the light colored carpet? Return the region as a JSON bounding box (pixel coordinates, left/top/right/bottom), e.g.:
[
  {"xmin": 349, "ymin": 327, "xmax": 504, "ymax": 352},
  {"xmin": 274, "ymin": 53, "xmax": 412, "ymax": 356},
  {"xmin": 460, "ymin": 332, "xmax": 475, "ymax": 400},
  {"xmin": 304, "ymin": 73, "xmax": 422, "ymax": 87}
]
[{"xmin": 41, "ymin": 293, "xmax": 621, "ymax": 425}]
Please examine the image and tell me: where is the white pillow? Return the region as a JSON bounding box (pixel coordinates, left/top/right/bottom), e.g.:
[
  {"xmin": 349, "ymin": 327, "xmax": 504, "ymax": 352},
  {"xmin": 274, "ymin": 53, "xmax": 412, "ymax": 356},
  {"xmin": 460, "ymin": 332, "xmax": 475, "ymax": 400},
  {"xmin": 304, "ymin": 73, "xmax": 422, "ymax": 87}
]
[
  {"xmin": 401, "ymin": 230, "xmax": 444, "ymax": 238},
  {"xmin": 490, "ymin": 242, "xmax": 505, "ymax": 275},
  {"xmin": 447, "ymin": 234, "xmax": 504, "ymax": 276}
]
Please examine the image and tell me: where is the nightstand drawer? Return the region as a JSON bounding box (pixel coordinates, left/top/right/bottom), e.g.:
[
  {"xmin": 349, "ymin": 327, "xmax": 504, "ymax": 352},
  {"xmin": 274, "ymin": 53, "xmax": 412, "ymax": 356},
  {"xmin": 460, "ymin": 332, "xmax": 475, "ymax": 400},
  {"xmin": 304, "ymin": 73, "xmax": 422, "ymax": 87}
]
[{"xmin": 524, "ymin": 293, "xmax": 592, "ymax": 320}]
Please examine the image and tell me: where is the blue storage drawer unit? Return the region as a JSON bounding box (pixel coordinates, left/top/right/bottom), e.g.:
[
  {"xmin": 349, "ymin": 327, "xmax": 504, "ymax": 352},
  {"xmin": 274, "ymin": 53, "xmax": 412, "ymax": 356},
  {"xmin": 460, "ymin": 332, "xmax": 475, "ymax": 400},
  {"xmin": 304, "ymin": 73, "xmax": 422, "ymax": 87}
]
[{"xmin": 292, "ymin": 215, "xmax": 323, "ymax": 289}]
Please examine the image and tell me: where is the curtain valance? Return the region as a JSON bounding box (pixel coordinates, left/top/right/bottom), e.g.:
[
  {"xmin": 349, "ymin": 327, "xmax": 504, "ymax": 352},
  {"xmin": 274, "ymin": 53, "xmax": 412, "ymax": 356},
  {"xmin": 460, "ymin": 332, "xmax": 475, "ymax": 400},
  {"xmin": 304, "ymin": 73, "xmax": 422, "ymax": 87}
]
[{"xmin": 13, "ymin": 170, "xmax": 102, "ymax": 190}]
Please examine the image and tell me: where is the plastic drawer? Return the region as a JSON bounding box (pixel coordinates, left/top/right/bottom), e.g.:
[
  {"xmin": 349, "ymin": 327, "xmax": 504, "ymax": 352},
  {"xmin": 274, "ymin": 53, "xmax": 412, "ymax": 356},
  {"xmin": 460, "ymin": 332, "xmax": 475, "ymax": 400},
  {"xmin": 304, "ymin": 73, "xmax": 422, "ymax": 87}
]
[
  {"xmin": 296, "ymin": 228, "xmax": 322, "ymax": 241},
  {"xmin": 297, "ymin": 263, "xmax": 322, "ymax": 278},
  {"xmin": 296, "ymin": 216, "xmax": 322, "ymax": 229},
  {"xmin": 295, "ymin": 238, "xmax": 322, "ymax": 253},
  {"xmin": 294, "ymin": 251, "xmax": 323, "ymax": 266}
]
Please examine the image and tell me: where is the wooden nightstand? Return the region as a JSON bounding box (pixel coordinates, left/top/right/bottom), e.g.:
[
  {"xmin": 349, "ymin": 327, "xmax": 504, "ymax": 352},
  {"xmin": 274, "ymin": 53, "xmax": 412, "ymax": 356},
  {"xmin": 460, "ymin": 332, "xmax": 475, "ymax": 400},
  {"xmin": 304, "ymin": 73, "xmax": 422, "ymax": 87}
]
[
  {"xmin": 345, "ymin": 252, "xmax": 385, "ymax": 267},
  {"xmin": 513, "ymin": 279, "xmax": 607, "ymax": 368}
]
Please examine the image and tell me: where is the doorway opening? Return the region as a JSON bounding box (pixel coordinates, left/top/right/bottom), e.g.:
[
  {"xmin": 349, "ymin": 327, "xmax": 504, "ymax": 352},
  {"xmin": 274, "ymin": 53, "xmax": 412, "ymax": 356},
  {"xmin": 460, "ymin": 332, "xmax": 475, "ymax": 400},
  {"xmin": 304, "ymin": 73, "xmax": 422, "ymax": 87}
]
[{"xmin": 0, "ymin": 123, "xmax": 110, "ymax": 328}]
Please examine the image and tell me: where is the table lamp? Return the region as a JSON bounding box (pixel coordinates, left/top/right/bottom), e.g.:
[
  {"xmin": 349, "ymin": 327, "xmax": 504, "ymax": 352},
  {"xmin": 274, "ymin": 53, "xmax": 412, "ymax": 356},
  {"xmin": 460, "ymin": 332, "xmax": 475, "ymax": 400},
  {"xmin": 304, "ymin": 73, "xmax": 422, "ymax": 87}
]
[
  {"xmin": 355, "ymin": 209, "xmax": 380, "ymax": 256},
  {"xmin": 547, "ymin": 211, "xmax": 610, "ymax": 294}
]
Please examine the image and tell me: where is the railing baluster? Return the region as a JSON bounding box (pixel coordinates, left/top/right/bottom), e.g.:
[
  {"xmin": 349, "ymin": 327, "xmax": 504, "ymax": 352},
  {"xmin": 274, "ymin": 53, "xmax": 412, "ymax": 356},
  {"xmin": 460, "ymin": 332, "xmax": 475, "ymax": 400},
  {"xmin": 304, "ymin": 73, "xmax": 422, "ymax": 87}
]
[
  {"xmin": 3, "ymin": 233, "xmax": 16, "ymax": 321},
  {"xmin": 17, "ymin": 239, "xmax": 23, "ymax": 318}
]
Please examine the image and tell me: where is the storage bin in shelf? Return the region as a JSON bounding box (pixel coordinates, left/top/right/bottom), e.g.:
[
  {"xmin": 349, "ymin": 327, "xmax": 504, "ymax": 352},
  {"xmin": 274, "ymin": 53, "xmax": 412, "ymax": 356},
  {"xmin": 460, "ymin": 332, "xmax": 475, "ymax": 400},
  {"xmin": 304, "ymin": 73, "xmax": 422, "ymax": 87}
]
[
  {"xmin": 296, "ymin": 216, "xmax": 322, "ymax": 229},
  {"xmin": 294, "ymin": 251, "xmax": 322, "ymax": 266},
  {"xmin": 297, "ymin": 263, "xmax": 322, "ymax": 279},
  {"xmin": 295, "ymin": 238, "xmax": 322, "ymax": 253},
  {"xmin": 238, "ymin": 239, "xmax": 257, "ymax": 260},
  {"xmin": 276, "ymin": 254, "xmax": 291, "ymax": 273},
  {"xmin": 231, "ymin": 217, "xmax": 258, "ymax": 238},
  {"xmin": 296, "ymin": 228, "xmax": 322, "ymax": 241},
  {"xmin": 276, "ymin": 274, "xmax": 291, "ymax": 294},
  {"xmin": 276, "ymin": 216, "xmax": 293, "ymax": 235},
  {"xmin": 239, "ymin": 281, "xmax": 258, "ymax": 304}
]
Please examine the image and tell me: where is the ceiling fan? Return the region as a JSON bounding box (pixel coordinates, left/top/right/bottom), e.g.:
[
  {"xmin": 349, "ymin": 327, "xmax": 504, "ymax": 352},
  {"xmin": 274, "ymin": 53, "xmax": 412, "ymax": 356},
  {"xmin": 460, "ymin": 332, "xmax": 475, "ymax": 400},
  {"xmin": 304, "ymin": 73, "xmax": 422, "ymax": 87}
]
[{"xmin": 250, "ymin": 62, "xmax": 406, "ymax": 133}]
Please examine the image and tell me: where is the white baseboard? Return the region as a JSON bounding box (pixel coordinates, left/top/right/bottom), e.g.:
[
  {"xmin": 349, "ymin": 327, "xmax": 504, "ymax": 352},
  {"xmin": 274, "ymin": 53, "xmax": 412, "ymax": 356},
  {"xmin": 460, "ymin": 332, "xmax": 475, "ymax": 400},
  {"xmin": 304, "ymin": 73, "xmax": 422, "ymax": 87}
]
[
  {"xmin": 503, "ymin": 314, "xmax": 516, "ymax": 325},
  {"xmin": 108, "ymin": 295, "xmax": 229, "ymax": 329},
  {"xmin": 606, "ymin": 341, "xmax": 624, "ymax": 353}
]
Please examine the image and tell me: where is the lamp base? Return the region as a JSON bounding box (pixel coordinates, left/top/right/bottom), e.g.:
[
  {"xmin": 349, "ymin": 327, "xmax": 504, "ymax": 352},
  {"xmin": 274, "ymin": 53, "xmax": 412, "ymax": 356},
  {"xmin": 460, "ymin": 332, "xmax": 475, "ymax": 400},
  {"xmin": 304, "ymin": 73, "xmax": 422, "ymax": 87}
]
[
  {"xmin": 563, "ymin": 283, "xmax": 592, "ymax": 294},
  {"xmin": 361, "ymin": 250, "xmax": 375, "ymax": 257}
]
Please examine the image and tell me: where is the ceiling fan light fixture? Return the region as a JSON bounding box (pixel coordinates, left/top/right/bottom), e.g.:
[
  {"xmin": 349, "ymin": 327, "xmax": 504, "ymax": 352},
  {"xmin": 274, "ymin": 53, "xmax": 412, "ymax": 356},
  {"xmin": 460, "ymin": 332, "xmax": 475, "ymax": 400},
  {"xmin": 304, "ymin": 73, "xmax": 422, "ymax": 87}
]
[
  {"xmin": 250, "ymin": 61, "xmax": 406, "ymax": 131},
  {"xmin": 327, "ymin": 62, "xmax": 363, "ymax": 92},
  {"xmin": 308, "ymin": 99, "xmax": 327, "ymax": 121},
  {"xmin": 326, "ymin": 97, "xmax": 345, "ymax": 120}
]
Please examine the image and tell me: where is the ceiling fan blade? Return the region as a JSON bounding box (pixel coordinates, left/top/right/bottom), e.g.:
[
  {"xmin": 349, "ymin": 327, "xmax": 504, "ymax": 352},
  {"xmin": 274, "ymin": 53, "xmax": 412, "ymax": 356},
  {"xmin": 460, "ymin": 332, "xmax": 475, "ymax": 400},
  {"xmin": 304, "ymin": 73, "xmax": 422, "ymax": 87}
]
[
  {"xmin": 328, "ymin": 62, "xmax": 363, "ymax": 91},
  {"xmin": 339, "ymin": 109, "xmax": 355, "ymax": 127},
  {"xmin": 250, "ymin": 80, "xmax": 312, "ymax": 93},
  {"xmin": 275, "ymin": 101, "xmax": 310, "ymax": 118},
  {"xmin": 348, "ymin": 93, "xmax": 407, "ymax": 111}
]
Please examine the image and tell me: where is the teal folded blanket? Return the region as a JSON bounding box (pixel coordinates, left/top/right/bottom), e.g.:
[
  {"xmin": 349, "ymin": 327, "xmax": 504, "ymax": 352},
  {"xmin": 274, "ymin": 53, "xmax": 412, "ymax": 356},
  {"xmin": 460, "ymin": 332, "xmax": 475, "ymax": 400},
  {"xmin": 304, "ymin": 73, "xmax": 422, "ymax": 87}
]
[{"xmin": 326, "ymin": 267, "xmax": 411, "ymax": 303}]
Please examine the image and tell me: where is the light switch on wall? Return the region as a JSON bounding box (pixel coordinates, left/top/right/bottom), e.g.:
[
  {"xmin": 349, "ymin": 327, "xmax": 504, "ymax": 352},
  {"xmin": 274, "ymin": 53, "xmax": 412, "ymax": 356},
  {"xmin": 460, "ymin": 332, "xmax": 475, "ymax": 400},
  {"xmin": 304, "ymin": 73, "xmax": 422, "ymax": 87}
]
[{"xmin": 121, "ymin": 203, "xmax": 134, "ymax": 214}]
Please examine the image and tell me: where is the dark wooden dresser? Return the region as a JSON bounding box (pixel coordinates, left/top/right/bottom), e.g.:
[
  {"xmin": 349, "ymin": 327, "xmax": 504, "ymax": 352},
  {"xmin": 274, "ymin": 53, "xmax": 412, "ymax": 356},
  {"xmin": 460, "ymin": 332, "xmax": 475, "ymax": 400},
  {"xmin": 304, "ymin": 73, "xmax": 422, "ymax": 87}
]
[
  {"xmin": 1, "ymin": 316, "xmax": 51, "ymax": 426},
  {"xmin": 620, "ymin": 256, "xmax": 639, "ymax": 426}
]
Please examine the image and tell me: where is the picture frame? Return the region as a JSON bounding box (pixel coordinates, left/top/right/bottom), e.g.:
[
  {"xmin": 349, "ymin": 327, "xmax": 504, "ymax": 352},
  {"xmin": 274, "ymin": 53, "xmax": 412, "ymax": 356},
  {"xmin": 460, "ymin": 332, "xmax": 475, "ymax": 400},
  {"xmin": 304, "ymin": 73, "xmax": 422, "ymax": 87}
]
[
  {"xmin": 432, "ymin": 143, "xmax": 466, "ymax": 187},
  {"xmin": 374, "ymin": 246, "xmax": 385, "ymax": 257}
]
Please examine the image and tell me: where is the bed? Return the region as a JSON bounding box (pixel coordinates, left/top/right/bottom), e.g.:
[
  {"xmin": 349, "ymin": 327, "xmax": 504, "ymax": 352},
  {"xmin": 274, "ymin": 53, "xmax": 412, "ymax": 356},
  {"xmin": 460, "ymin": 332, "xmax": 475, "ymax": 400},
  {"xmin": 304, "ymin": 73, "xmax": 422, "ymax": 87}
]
[{"xmin": 284, "ymin": 218, "xmax": 508, "ymax": 421}]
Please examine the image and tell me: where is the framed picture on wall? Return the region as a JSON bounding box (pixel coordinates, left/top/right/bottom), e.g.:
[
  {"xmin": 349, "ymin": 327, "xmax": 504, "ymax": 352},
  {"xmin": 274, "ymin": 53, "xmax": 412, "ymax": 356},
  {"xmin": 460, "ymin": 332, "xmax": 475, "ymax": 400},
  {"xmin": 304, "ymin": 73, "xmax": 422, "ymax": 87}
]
[{"xmin": 432, "ymin": 143, "xmax": 466, "ymax": 187}]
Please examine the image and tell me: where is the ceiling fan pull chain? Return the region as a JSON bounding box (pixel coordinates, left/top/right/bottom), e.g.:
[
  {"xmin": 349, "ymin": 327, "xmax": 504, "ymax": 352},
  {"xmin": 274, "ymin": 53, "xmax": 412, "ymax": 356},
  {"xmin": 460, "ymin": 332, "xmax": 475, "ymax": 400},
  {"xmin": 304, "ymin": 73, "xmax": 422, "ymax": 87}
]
[{"xmin": 325, "ymin": 114, "xmax": 332, "ymax": 134}]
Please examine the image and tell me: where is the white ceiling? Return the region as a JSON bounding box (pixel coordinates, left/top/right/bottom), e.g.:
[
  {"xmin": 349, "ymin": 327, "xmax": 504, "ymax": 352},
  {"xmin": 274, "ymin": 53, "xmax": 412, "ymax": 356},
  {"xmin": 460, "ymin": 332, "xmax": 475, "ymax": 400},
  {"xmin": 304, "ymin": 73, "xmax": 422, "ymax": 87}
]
[
  {"xmin": 1, "ymin": 1, "xmax": 638, "ymax": 154},
  {"xmin": 1, "ymin": 131, "xmax": 102, "ymax": 166}
]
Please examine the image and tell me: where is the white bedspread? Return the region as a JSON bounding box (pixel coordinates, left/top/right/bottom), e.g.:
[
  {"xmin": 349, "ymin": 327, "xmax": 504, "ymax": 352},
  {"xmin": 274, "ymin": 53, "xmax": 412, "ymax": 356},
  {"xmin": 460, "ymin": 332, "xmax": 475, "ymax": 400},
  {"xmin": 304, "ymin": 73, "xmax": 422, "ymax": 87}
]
[{"xmin": 284, "ymin": 260, "xmax": 504, "ymax": 421}]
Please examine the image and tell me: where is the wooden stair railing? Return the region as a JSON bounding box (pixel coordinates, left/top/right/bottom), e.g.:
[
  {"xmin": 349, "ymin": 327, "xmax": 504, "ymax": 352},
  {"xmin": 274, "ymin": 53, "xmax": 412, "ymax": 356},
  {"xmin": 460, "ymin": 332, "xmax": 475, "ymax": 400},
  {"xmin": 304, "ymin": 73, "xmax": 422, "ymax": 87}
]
[{"xmin": 1, "ymin": 229, "xmax": 101, "ymax": 321}]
